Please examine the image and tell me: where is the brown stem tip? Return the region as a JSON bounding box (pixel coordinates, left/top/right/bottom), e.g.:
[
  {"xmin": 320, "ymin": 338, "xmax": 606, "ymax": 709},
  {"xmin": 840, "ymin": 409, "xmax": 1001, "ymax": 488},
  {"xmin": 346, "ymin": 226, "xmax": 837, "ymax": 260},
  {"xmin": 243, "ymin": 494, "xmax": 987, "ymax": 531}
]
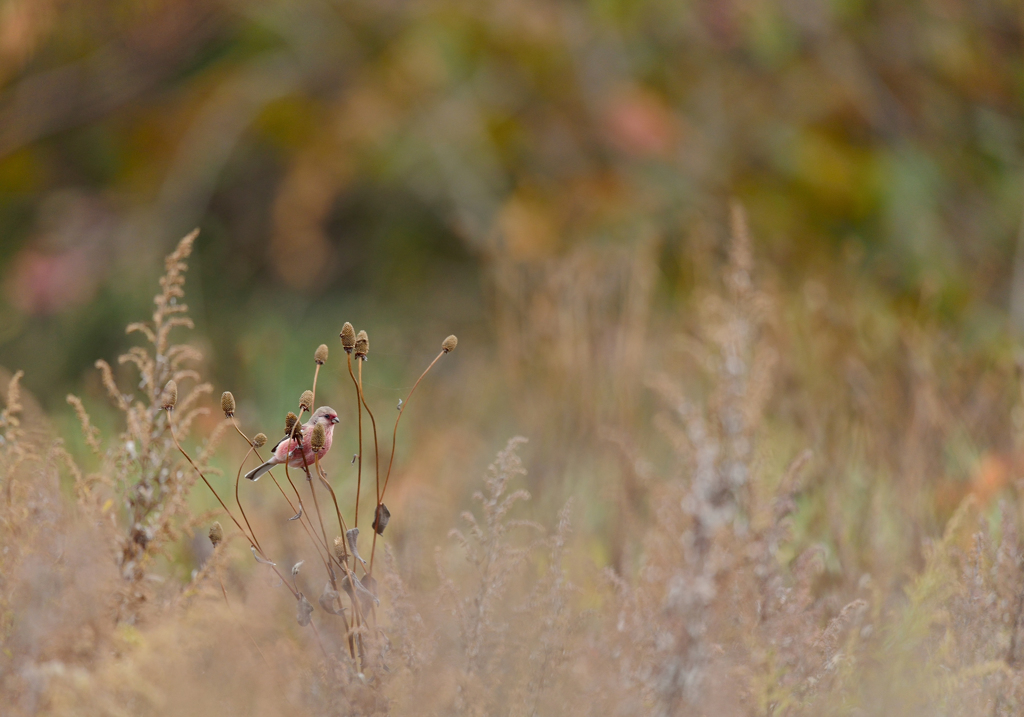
[
  {"xmin": 311, "ymin": 423, "xmax": 326, "ymax": 452},
  {"xmin": 355, "ymin": 330, "xmax": 369, "ymax": 359},
  {"xmin": 442, "ymin": 335, "xmax": 458, "ymax": 353},
  {"xmin": 221, "ymin": 391, "xmax": 236, "ymax": 417},
  {"xmin": 209, "ymin": 521, "xmax": 224, "ymax": 547},
  {"xmin": 284, "ymin": 412, "xmax": 299, "ymax": 435},
  {"xmin": 253, "ymin": 432, "xmax": 267, "ymax": 448},
  {"xmin": 299, "ymin": 390, "xmax": 314, "ymax": 413},
  {"xmin": 315, "ymin": 344, "xmax": 329, "ymax": 365},
  {"xmin": 161, "ymin": 380, "xmax": 178, "ymax": 410},
  {"xmin": 340, "ymin": 322, "xmax": 356, "ymax": 352}
]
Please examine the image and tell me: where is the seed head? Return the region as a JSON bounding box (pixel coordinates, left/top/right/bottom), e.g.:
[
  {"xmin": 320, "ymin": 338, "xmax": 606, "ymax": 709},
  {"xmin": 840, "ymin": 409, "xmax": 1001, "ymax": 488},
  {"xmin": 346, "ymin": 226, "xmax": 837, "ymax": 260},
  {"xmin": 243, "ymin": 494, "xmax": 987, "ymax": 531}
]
[
  {"xmin": 299, "ymin": 390, "xmax": 314, "ymax": 413},
  {"xmin": 285, "ymin": 412, "xmax": 299, "ymax": 435},
  {"xmin": 333, "ymin": 535, "xmax": 347, "ymax": 562},
  {"xmin": 160, "ymin": 380, "xmax": 177, "ymax": 410},
  {"xmin": 253, "ymin": 432, "xmax": 267, "ymax": 448},
  {"xmin": 340, "ymin": 322, "xmax": 356, "ymax": 352},
  {"xmin": 315, "ymin": 344, "xmax": 329, "ymax": 365},
  {"xmin": 221, "ymin": 391, "xmax": 235, "ymax": 417},
  {"xmin": 311, "ymin": 422, "xmax": 326, "ymax": 452},
  {"xmin": 442, "ymin": 335, "xmax": 458, "ymax": 353},
  {"xmin": 209, "ymin": 522, "xmax": 224, "ymax": 547},
  {"xmin": 354, "ymin": 330, "xmax": 369, "ymax": 359}
]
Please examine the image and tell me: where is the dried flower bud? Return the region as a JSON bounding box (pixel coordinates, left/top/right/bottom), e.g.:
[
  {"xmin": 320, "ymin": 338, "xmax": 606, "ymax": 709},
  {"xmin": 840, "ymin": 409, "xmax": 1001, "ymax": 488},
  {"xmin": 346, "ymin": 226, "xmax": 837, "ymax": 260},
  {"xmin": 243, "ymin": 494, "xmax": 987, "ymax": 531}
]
[
  {"xmin": 209, "ymin": 522, "xmax": 223, "ymax": 547},
  {"xmin": 221, "ymin": 391, "xmax": 235, "ymax": 417},
  {"xmin": 333, "ymin": 535, "xmax": 347, "ymax": 562},
  {"xmin": 311, "ymin": 422, "xmax": 326, "ymax": 452},
  {"xmin": 315, "ymin": 344, "xmax": 329, "ymax": 365},
  {"xmin": 285, "ymin": 412, "xmax": 299, "ymax": 435},
  {"xmin": 253, "ymin": 432, "xmax": 267, "ymax": 448},
  {"xmin": 354, "ymin": 330, "xmax": 369, "ymax": 359},
  {"xmin": 340, "ymin": 322, "xmax": 356, "ymax": 352},
  {"xmin": 160, "ymin": 380, "xmax": 177, "ymax": 410},
  {"xmin": 442, "ymin": 335, "xmax": 458, "ymax": 353},
  {"xmin": 299, "ymin": 390, "xmax": 314, "ymax": 413}
]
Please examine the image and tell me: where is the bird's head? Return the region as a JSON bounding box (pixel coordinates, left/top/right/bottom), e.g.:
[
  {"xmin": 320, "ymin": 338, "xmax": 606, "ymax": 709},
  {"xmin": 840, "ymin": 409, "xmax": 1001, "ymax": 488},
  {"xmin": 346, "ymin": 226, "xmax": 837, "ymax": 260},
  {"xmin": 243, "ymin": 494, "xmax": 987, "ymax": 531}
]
[{"xmin": 311, "ymin": 406, "xmax": 340, "ymax": 425}]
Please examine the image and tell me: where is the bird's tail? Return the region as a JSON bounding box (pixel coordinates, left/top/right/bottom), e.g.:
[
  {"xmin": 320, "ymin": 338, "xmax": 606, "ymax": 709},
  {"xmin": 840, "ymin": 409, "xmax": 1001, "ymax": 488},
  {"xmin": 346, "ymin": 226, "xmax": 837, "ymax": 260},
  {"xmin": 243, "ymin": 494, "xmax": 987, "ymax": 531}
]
[{"xmin": 244, "ymin": 461, "xmax": 275, "ymax": 482}]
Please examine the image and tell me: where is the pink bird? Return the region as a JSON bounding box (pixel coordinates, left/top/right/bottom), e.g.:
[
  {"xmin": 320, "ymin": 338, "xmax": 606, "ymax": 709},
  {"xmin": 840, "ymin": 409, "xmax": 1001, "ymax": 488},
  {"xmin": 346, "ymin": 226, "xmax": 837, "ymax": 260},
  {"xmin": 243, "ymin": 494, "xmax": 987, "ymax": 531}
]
[{"xmin": 244, "ymin": 406, "xmax": 340, "ymax": 481}]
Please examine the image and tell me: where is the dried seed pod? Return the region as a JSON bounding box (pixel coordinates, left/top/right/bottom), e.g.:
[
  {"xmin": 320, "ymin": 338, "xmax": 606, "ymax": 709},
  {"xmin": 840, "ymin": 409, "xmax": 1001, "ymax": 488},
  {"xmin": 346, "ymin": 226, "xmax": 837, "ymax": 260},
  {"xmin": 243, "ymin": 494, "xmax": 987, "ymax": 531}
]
[
  {"xmin": 340, "ymin": 322, "xmax": 356, "ymax": 352},
  {"xmin": 372, "ymin": 503, "xmax": 391, "ymax": 535},
  {"xmin": 291, "ymin": 560, "xmax": 304, "ymax": 576},
  {"xmin": 299, "ymin": 390, "xmax": 314, "ymax": 413},
  {"xmin": 208, "ymin": 521, "xmax": 223, "ymax": 547},
  {"xmin": 285, "ymin": 412, "xmax": 299, "ymax": 435},
  {"xmin": 296, "ymin": 594, "xmax": 314, "ymax": 626},
  {"xmin": 354, "ymin": 330, "xmax": 369, "ymax": 359},
  {"xmin": 333, "ymin": 535, "xmax": 347, "ymax": 562},
  {"xmin": 311, "ymin": 422, "xmax": 326, "ymax": 452},
  {"xmin": 315, "ymin": 344, "xmax": 329, "ymax": 365},
  {"xmin": 442, "ymin": 335, "xmax": 458, "ymax": 353},
  {"xmin": 160, "ymin": 380, "xmax": 177, "ymax": 410},
  {"xmin": 253, "ymin": 432, "xmax": 267, "ymax": 448},
  {"xmin": 221, "ymin": 391, "xmax": 235, "ymax": 417}
]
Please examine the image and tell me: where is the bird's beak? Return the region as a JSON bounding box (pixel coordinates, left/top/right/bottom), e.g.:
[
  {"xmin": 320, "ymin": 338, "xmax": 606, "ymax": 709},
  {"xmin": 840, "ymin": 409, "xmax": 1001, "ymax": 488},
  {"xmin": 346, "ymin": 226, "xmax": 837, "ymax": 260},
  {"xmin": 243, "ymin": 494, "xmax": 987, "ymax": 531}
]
[{"xmin": 331, "ymin": 416, "xmax": 340, "ymax": 424}]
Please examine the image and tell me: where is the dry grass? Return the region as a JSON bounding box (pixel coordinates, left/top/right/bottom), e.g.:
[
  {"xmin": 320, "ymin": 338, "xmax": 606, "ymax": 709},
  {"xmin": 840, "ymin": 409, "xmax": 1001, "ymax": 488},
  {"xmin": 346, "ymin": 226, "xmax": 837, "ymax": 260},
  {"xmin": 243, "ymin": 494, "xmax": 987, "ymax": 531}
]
[{"xmin": 3, "ymin": 216, "xmax": 1024, "ymax": 716}]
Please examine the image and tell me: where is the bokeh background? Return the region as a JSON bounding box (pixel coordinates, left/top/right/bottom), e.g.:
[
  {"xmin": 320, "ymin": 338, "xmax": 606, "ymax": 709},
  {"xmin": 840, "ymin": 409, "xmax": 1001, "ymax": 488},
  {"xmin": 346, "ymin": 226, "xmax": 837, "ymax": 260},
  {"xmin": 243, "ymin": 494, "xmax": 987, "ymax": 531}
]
[{"xmin": 1, "ymin": 0, "xmax": 1024, "ymax": 574}]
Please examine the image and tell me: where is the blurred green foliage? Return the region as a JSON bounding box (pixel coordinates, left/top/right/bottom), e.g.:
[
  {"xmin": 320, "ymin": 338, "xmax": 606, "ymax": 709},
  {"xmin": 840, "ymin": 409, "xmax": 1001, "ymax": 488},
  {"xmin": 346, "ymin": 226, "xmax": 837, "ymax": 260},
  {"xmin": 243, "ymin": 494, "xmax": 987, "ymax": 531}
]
[{"xmin": 0, "ymin": 0, "xmax": 1021, "ymax": 416}]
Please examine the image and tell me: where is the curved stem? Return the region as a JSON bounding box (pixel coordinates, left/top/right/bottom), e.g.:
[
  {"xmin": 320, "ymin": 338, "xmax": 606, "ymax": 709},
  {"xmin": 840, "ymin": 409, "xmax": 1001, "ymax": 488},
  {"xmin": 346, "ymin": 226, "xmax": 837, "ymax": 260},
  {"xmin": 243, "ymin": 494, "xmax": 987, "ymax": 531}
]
[
  {"xmin": 229, "ymin": 418, "xmax": 331, "ymax": 572},
  {"xmin": 167, "ymin": 410, "xmax": 255, "ymax": 549},
  {"xmin": 379, "ymin": 350, "xmax": 445, "ymax": 501},
  {"xmin": 346, "ymin": 353, "xmax": 363, "ymax": 527},
  {"xmin": 234, "ymin": 442, "xmax": 260, "ymax": 553},
  {"xmin": 369, "ymin": 349, "xmax": 446, "ymax": 573}
]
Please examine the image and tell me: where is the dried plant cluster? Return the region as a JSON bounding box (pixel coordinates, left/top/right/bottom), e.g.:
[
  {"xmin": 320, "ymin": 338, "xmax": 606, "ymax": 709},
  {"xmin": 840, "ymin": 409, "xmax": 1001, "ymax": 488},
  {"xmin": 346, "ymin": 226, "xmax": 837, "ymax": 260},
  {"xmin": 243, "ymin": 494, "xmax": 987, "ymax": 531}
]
[{"xmin": 5, "ymin": 219, "xmax": 1024, "ymax": 716}]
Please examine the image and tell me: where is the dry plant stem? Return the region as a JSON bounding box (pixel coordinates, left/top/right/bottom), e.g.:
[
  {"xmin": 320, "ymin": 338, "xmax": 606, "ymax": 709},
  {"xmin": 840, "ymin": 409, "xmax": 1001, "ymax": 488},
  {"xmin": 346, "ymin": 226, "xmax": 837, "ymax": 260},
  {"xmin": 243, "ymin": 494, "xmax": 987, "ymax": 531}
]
[
  {"xmin": 346, "ymin": 353, "xmax": 363, "ymax": 527},
  {"xmin": 315, "ymin": 455, "xmax": 349, "ymax": 538},
  {"xmin": 234, "ymin": 443, "xmax": 261, "ymax": 553},
  {"xmin": 167, "ymin": 411, "xmax": 299, "ymax": 600},
  {"xmin": 229, "ymin": 419, "xmax": 332, "ymax": 573},
  {"xmin": 167, "ymin": 411, "xmax": 256, "ymax": 550},
  {"xmin": 296, "ymin": 448, "xmax": 333, "ymax": 585},
  {"xmin": 370, "ymin": 349, "xmax": 446, "ymax": 573},
  {"xmin": 357, "ymin": 358, "xmax": 382, "ymax": 506},
  {"xmin": 311, "ymin": 363, "xmax": 321, "ymax": 409},
  {"xmin": 380, "ymin": 349, "xmax": 445, "ymax": 501},
  {"xmin": 358, "ymin": 371, "xmax": 381, "ymax": 503}
]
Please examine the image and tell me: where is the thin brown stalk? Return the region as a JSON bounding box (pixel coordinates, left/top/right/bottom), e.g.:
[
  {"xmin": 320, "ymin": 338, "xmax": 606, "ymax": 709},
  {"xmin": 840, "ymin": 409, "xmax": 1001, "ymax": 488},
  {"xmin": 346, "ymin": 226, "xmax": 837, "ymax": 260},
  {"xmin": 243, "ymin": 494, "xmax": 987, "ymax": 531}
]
[
  {"xmin": 370, "ymin": 349, "xmax": 446, "ymax": 572},
  {"xmin": 234, "ymin": 442, "xmax": 261, "ymax": 553},
  {"xmin": 167, "ymin": 410, "xmax": 256, "ymax": 550},
  {"xmin": 380, "ymin": 349, "xmax": 445, "ymax": 500},
  {"xmin": 358, "ymin": 370, "xmax": 381, "ymax": 504},
  {"xmin": 311, "ymin": 363, "xmax": 321, "ymax": 409},
  {"xmin": 315, "ymin": 454, "xmax": 349, "ymax": 538},
  {"xmin": 346, "ymin": 352, "xmax": 364, "ymax": 527},
  {"xmin": 230, "ymin": 418, "xmax": 331, "ymax": 572}
]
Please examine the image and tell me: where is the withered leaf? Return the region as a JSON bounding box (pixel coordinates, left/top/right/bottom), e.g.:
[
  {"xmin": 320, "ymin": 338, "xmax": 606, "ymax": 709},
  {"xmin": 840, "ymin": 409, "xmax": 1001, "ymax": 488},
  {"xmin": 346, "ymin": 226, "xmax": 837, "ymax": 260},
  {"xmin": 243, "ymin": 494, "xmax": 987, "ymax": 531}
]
[
  {"xmin": 296, "ymin": 594, "xmax": 314, "ymax": 626},
  {"xmin": 372, "ymin": 503, "xmax": 390, "ymax": 535},
  {"xmin": 319, "ymin": 582, "xmax": 344, "ymax": 615},
  {"xmin": 340, "ymin": 572, "xmax": 380, "ymax": 612},
  {"xmin": 251, "ymin": 546, "xmax": 276, "ymax": 566},
  {"xmin": 347, "ymin": 528, "xmax": 366, "ymax": 567}
]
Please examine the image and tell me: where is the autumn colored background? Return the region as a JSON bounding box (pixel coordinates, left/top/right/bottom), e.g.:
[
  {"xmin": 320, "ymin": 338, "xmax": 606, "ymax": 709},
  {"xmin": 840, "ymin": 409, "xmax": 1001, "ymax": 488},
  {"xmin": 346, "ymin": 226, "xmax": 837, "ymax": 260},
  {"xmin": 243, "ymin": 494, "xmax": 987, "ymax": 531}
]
[{"xmin": 3, "ymin": 2, "xmax": 1024, "ymax": 714}]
